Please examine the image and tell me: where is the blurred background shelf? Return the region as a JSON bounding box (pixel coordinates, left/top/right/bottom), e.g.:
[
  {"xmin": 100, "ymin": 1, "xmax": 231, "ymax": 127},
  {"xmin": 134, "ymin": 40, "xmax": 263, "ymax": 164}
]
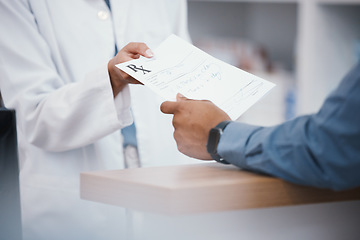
[
  {"xmin": 187, "ymin": 0, "xmax": 360, "ymax": 125},
  {"xmin": 190, "ymin": 0, "xmax": 300, "ymax": 3},
  {"xmin": 189, "ymin": 0, "xmax": 360, "ymax": 5},
  {"xmin": 317, "ymin": 0, "xmax": 360, "ymax": 5}
]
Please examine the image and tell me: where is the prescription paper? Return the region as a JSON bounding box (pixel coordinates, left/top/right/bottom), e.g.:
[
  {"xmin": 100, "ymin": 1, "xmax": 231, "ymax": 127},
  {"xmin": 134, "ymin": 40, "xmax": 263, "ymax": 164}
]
[{"xmin": 116, "ymin": 35, "xmax": 275, "ymax": 120}]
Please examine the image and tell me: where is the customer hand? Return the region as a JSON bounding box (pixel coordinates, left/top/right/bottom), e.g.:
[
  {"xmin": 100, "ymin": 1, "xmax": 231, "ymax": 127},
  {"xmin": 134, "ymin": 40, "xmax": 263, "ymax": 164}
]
[
  {"xmin": 161, "ymin": 93, "xmax": 231, "ymax": 160},
  {"xmin": 108, "ymin": 42, "xmax": 153, "ymax": 97}
]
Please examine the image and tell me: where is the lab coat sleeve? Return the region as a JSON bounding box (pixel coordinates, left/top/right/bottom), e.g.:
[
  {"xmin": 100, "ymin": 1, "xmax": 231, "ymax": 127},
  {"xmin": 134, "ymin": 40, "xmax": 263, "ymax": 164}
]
[
  {"xmin": 0, "ymin": 0, "xmax": 132, "ymax": 152},
  {"xmin": 218, "ymin": 63, "xmax": 360, "ymax": 191}
]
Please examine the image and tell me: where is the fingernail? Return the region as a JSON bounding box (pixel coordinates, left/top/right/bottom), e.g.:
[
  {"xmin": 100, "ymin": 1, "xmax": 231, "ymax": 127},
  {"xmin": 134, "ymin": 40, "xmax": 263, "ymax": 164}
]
[
  {"xmin": 145, "ymin": 49, "xmax": 154, "ymax": 58},
  {"xmin": 177, "ymin": 93, "xmax": 185, "ymax": 98},
  {"xmin": 176, "ymin": 93, "xmax": 186, "ymax": 101}
]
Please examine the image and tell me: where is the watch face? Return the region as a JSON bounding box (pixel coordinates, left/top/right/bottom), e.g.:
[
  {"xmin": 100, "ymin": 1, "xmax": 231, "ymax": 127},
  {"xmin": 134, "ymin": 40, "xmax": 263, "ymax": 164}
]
[{"xmin": 207, "ymin": 128, "xmax": 221, "ymax": 154}]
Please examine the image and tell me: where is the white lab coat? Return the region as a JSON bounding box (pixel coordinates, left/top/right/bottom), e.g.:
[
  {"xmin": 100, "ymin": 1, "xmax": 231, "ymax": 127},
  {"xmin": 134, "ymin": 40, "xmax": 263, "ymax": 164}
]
[{"xmin": 0, "ymin": 1, "xmax": 195, "ymax": 239}]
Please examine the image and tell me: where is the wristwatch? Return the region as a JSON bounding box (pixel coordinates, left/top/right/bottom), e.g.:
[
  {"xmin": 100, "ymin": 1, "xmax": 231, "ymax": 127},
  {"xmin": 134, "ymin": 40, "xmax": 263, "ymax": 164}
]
[{"xmin": 207, "ymin": 120, "xmax": 232, "ymax": 164}]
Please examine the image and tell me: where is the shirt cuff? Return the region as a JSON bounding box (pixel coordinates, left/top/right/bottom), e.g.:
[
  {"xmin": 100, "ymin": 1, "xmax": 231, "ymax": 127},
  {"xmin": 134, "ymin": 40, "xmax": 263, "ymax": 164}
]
[{"xmin": 217, "ymin": 121, "xmax": 263, "ymax": 168}]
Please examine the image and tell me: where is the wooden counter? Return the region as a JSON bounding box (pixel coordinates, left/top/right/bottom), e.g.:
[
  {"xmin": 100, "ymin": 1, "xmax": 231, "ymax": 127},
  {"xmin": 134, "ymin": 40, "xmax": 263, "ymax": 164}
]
[{"xmin": 80, "ymin": 163, "xmax": 360, "ymax": 215}]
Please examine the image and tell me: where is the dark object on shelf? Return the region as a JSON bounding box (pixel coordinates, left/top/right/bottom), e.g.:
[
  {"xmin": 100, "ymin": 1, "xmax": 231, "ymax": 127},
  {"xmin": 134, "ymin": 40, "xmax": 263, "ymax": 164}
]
[
  {"xmin": 0, "ymin": 109, "xmax": 23, "ymax": 240},
  {"xmin": 0, "ymin": 91, "xmax": 4, "ymax": 108}
]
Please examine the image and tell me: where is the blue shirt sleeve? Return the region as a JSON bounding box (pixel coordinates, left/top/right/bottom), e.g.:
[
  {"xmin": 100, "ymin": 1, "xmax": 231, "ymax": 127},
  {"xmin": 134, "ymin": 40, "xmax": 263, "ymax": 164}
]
[{"xmin": 217, "ymin": 62, "xmax": 360, "ymax": 191}]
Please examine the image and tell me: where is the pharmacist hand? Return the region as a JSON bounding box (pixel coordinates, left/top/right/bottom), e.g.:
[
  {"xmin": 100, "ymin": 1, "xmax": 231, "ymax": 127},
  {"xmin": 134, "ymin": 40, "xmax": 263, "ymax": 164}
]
[
  {"xmin": 108, "ymin": 42, "xmax": 154, "ymax": 97},
  {"xmin": 161, "ymin": 93, "xmax": 231, "ymax": 160}
]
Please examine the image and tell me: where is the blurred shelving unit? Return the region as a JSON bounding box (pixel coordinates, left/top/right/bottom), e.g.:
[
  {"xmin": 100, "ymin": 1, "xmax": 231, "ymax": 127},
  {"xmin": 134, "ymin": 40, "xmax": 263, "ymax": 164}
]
[
  {"xmin": 187, "ymin": 0, "xmax": 360, "ymax": 124},
  {"xmin": 317, "ymin": 0, "xmax": 360, "ymax": 4},
  {"xmin": 298, "ymin": 0, "xmax": 360, "ymax": 114}
]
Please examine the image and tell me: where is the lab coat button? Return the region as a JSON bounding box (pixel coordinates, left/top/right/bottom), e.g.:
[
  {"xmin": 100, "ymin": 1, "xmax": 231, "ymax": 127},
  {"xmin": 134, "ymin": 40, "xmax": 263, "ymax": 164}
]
[{"xmin": 97, "ymin": 10, "xmax": 109, "ymax": 20}]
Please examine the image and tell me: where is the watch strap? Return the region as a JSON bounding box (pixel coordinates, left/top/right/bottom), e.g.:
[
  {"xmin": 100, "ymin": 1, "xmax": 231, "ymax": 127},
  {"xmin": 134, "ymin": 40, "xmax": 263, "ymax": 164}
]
[
  {"xmin": 215, "ymin": 120, "xmax": 231, "ymax": 131},
  {"xmin": 208, "ymin": 120, "xmax": 231, "ymax": 164}
]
